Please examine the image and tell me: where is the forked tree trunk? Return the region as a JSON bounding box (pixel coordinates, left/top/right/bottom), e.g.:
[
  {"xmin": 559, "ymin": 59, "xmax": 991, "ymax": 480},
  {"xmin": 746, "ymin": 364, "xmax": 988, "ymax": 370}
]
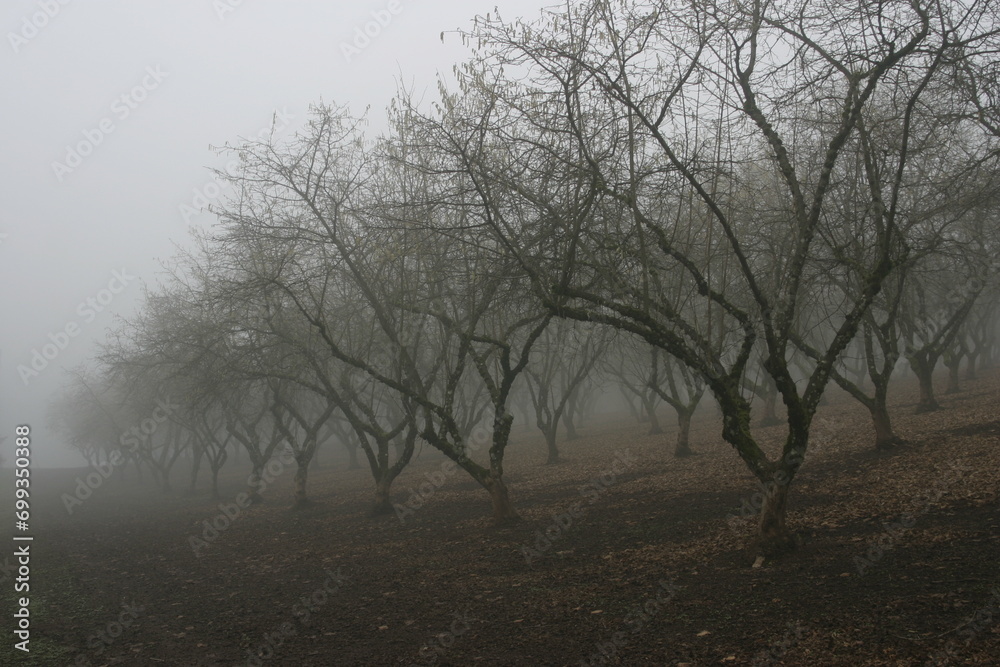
[{"xmin": 674, "ymin": 409, "xmax": 694, "ymax": 458}]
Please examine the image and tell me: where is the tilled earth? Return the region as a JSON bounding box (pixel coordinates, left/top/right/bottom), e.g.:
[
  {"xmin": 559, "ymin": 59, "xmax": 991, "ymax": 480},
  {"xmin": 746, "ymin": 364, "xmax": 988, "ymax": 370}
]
[{"xmin": 2, "ymin": 370, "xmax": 999, "ymax": 666}]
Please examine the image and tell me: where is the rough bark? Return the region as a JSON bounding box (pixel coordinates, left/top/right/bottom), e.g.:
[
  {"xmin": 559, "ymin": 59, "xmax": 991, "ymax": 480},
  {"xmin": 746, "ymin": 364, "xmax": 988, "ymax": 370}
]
[
  {"xmin": 757, "ymin": 481, "xmax": 796, "ymax": 556},
  {"xmin": 870, "ymin": 402, "xmax": 902, "ymax": 450},
  {"xmin": 486, "ymin": 475, "xmax": 519, "ymax": 521}
]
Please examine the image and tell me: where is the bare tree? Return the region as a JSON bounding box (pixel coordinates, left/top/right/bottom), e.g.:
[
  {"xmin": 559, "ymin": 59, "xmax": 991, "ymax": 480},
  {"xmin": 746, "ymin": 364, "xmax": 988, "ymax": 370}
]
[
  {"xmin": 524, "ymin": 320, "xmax": 607, "ymax": 464},
  {"xmin": 423, "ymin": 0, "xmax": 995, "ymax": 553}
]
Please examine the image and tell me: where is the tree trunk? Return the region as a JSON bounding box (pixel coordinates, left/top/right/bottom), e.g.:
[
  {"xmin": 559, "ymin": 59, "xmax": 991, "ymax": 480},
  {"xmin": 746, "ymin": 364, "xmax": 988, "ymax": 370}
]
[
  {"xmin": 912, "ymin": 358, "xmax": 940, "ymax": 413},
  {"xmin": 870, "ymin": 402, "xmax": 902, "ymax": 450},
  {"xmin": 486, "ymin": 475, "xmax": 519, "ymax": 521},
  {"xmin": 674, "ymin": 409, "xmax": 694, "ymax": 458},
  {"xmin": 757, "ymin": 481, "xmax": 796, "ymax": 556},
  {"xmin": 544, "ymin": 429, "xmax": 560, "ymax": 465}
]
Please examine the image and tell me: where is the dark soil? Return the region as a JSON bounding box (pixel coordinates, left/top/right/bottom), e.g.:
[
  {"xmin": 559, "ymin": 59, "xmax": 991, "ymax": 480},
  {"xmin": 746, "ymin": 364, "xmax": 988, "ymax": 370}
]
[{"xmin": 2, "ymin": 370, "xmax": 999, "ymax": 666}]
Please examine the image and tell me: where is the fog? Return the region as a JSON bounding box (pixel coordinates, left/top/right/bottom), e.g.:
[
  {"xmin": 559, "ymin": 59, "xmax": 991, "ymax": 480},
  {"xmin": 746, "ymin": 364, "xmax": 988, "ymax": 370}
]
[{"xmin": 0, "ymin": 0, "xmax": 551, "ymax": 468}]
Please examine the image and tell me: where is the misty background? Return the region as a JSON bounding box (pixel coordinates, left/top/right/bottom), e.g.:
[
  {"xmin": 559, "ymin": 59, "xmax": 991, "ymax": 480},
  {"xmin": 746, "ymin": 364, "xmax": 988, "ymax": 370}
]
[{"xmin": 0, "ymin": 0, "xmax": 550, "ymax": 468}]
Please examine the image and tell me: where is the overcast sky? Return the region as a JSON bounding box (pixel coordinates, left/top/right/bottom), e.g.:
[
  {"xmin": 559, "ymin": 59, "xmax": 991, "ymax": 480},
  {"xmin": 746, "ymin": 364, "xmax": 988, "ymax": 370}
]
[{"xmin": 0, "ymin": 0, "xmax": 553, "ymax": 467}]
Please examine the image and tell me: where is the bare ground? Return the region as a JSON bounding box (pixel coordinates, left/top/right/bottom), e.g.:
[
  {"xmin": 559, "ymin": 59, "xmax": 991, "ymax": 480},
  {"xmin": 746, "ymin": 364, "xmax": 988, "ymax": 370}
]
[{"xmin": 2, "ymin": 369, "xmax": 999, "ymax": 666}]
